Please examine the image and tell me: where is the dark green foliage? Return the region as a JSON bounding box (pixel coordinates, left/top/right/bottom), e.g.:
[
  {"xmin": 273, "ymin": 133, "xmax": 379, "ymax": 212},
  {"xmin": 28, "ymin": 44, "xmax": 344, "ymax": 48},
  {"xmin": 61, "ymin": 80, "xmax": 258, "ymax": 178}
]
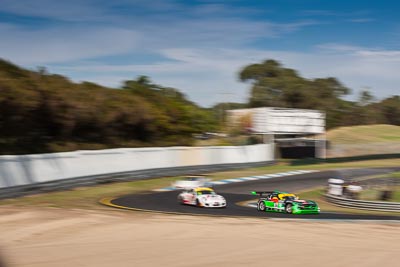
[
  {"xmin": 122, "ymin": 76, "xmax": 219, "ymax": 142},
  {"xmin": 0, "ymin": 60, "xmax": 218, "ymax": 154},
  {"xmin": 379, "ymin": 96, "xmax": 400, "ymax": 125}
]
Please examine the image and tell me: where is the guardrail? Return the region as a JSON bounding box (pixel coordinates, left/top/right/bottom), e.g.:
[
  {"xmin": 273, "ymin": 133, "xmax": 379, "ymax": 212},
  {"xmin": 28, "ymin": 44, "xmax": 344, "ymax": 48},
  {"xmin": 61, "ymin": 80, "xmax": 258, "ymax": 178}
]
[{"xmin": 325, "ymin": 194, "xmax": 400, "ymax": 213}]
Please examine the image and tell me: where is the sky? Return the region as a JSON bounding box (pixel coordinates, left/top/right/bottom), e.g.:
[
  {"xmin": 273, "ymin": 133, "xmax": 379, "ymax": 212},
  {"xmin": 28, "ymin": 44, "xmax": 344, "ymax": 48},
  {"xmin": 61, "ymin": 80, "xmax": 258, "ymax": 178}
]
[{"xmin": 1, "ymin": 0, "xmax": 400, "ymax": 107}]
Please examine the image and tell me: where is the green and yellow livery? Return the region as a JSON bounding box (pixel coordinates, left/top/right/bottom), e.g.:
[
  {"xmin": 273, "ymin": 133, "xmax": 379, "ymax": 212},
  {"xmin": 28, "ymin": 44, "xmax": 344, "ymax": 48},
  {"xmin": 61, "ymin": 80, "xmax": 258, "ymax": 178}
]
[{"xmin": 251, "ymin": 190, "xmax": 320, "ymax": 214}]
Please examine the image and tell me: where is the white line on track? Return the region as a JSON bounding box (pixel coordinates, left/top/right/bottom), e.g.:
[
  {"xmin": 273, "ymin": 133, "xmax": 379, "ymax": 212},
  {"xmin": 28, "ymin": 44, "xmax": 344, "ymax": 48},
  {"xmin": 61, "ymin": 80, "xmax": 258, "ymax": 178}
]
[{"xmin": 153, "ymin": 170, "xmax": 319, "ymax": 192}]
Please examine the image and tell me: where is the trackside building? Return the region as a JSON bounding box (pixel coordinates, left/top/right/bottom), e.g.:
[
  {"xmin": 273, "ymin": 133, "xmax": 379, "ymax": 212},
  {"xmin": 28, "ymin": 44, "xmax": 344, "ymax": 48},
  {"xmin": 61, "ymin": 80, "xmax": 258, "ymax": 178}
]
[{"xmin": 226, "ymin": 107, "xmax": 326, "ymax": 159}]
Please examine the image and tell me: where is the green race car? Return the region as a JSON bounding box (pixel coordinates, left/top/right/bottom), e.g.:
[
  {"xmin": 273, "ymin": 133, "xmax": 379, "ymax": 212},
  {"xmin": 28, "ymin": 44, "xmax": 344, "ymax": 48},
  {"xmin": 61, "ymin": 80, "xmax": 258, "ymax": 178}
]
[{"xmin": 251, "ymin": 190, "xmax": 320, "ymax": 214}]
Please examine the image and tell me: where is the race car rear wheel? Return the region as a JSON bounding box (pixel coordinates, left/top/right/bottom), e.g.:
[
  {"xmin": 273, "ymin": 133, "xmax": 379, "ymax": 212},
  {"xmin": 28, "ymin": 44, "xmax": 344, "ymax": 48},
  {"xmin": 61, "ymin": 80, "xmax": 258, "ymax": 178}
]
[
  {"xmin": 285, "ymin": 203, "xmax": 293, "ymax": 214},
  {"xmin": 257, "ymin": 201, "xmax": 266, "ymax": 211}
]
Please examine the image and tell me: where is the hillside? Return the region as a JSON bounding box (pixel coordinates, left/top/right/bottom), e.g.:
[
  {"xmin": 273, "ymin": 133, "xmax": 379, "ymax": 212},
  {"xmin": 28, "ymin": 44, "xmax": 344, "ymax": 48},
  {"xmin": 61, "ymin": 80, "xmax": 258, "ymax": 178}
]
[
  {"xmin": 326, "ymin": 124, "xmax": 400, "ymax": 157},
  {"xmin": 0, "ymin": 59, "xmax": 218, "ymax": 154},
  {"xmin": 326, "ymin": 124, "xmax": 400, "ymax": 144}
]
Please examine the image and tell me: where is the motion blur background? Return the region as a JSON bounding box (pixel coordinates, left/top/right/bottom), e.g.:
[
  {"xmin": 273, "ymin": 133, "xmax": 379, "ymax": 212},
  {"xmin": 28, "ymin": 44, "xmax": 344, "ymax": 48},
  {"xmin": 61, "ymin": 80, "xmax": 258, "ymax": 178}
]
[{"xmin": 0, "ymin": 1, "xmax": 400, "ymax": 266}]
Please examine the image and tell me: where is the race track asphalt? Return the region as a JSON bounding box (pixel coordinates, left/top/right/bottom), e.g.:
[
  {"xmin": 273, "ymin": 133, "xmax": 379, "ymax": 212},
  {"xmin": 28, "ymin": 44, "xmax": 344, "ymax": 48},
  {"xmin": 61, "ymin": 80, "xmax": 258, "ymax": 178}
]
[{"xmin": 109, "ymin": 168, "xmax": 400, "ymax": 221}]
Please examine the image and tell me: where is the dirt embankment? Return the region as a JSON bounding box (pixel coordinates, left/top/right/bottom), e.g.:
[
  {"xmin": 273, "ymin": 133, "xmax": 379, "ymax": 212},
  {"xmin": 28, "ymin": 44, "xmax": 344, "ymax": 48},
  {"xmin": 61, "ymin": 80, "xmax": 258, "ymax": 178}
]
[{"xmin": 0, "ymin": 206, "xmax": 399, "ymax": 267}]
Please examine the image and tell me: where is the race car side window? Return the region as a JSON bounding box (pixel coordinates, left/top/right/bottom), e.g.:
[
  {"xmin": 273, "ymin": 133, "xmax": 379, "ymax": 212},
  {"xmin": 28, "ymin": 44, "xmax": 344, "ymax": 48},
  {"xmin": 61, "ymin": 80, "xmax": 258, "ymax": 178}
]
[{"xmin": 269, "ymin": 194, "xmax": 277, "ymax": 200}]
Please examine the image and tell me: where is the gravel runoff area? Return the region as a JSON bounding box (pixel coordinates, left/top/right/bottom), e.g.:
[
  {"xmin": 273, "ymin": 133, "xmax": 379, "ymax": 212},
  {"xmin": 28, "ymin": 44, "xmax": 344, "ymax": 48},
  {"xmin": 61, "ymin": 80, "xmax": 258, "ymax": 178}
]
[{"xmin": 0, "ymin": 206, "xmax": 399, "ymax": 267}]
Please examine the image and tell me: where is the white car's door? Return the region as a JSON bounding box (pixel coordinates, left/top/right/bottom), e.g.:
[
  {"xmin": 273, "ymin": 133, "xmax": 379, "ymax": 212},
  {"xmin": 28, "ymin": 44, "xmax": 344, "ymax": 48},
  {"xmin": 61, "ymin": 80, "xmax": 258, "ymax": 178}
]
[
  {"xmin": 181, "ymin": 189, "xmax": 196, "ymax": 205},
  {"xmin": 189, "ymin": 190, "xmax": 197, "ymax": 205}
]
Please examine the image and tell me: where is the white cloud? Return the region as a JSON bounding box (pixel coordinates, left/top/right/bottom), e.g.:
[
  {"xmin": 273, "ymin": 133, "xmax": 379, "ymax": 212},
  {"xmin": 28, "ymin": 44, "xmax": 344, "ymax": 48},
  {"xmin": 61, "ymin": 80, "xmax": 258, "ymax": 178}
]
[
  {"xmin": 0, "ymin": 1, "xmax": 318, "ymax": 108},
  {"xmin": 133, "ymin": 18, "xmax": 316, "ymax": 52},
  {"xmin": 0, "ymin": 0, "xmax": 111, "ymax": 21},
  {"xmin": 0, "ymin": 24, "xmax": 139, "ymax": 64},
  {"xmin": 355, "ymin": 50, "xmax": 400, "ymax": 60},
  {"xmin": 49, "ymin": 45, "xmax": 400, "ymax": 107},
  {"xmin": 316, "ymin": 43, "xmax": 368, "ymax": 52},
  {"xmin": 0, "ymin": 0, "xmax": 316, "ymax": 65},
  {"xmin": 347, "ymin": 18, "xmax": 375, "ymax": 23},
  {"xmin": 1, "ymin": 1, "xmax": 396, "ymax": 107}
]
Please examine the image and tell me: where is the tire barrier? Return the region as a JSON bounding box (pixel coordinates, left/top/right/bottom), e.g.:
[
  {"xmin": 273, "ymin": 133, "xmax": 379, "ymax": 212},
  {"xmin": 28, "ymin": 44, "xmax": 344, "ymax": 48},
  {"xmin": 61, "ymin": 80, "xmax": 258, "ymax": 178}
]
[{"xmin": 325, "ymin": 194, "xmax": 400, "ymax": 212}]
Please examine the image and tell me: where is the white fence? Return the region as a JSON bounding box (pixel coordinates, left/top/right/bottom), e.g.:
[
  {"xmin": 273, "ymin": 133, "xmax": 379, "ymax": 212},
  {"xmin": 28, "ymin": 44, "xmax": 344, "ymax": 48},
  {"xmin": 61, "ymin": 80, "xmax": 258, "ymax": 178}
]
[{"xmin": 0, "ymin": 144, "xmax": 274, "ymax": 189}]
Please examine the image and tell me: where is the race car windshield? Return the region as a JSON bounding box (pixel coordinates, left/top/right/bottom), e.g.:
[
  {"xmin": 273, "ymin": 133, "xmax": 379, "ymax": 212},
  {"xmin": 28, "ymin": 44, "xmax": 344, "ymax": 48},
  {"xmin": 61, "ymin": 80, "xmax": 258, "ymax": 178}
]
[
  {"xmin": 197, "ymin": 191, "xmax": 215, "ymax": 195},
  {"xmin": 185, "ymin": 177, "xmax": 199, "ymax": 181}
]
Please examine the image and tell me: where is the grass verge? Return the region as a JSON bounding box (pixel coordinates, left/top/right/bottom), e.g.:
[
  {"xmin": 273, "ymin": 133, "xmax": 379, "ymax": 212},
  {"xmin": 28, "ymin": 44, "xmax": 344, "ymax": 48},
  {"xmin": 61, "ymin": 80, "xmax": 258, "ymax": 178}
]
[{"xmin": 326, "ymin": 124, "xmax": 400, "ymax": 144}]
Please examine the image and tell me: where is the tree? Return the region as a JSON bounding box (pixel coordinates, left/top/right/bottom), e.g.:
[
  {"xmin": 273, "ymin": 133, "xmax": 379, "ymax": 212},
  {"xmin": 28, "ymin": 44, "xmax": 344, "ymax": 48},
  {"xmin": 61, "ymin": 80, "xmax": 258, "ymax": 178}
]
[
  {"xmin": 239, "ymin": 59, "xmax": 351, "ymax": 128},
  {"xmin": 380, "ymin": 96, "xmax": 400, "ymax": 125},
  {"xmin": 240, "ymin": 60, "xmax": 303, "ymax": 107},
  {"xmin": 358, "ymin": 89, "xmax": 374, "ymax": 106},
  {"xmin": 0, "ymin": 59, "xmax": 219, "ymax": 154}
]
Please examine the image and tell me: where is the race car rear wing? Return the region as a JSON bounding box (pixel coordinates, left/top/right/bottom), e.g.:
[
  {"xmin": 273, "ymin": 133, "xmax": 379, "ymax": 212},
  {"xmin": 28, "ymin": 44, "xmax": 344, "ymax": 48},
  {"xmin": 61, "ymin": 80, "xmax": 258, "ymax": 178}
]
[{"xmin": 251, "ymin": 191, "xmax": 274, "ymax": 197}]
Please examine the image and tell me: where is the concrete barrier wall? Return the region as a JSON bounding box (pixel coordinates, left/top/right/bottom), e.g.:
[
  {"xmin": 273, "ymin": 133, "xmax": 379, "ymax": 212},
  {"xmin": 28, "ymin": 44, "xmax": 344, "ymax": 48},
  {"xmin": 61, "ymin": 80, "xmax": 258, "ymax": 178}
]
[{"xmin": 0, "ymin": 144, "xmax": 273, "ymax": 189}]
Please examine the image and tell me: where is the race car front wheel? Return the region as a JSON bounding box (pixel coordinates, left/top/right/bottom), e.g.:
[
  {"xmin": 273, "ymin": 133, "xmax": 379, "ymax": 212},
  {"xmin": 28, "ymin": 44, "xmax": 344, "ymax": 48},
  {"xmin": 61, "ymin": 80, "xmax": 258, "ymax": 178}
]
[
  {"xmin": 257, "ymin": 201, "xmax": 266, "ymax": 211},
  {"xmin": 285, "ymin": 203, "xmax": 293, "ymax": 214}
]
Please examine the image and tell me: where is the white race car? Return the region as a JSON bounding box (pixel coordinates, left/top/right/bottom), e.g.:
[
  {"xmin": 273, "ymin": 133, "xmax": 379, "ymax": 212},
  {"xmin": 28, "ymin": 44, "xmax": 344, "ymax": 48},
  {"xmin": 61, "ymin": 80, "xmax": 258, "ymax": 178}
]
[
  {"xmin": 172, "ymin": 176, "xmax": 211, "ymax": 189},
  {"xmin": 177, "ymin": 187, "xmax": 226, "ymax": 208}
]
